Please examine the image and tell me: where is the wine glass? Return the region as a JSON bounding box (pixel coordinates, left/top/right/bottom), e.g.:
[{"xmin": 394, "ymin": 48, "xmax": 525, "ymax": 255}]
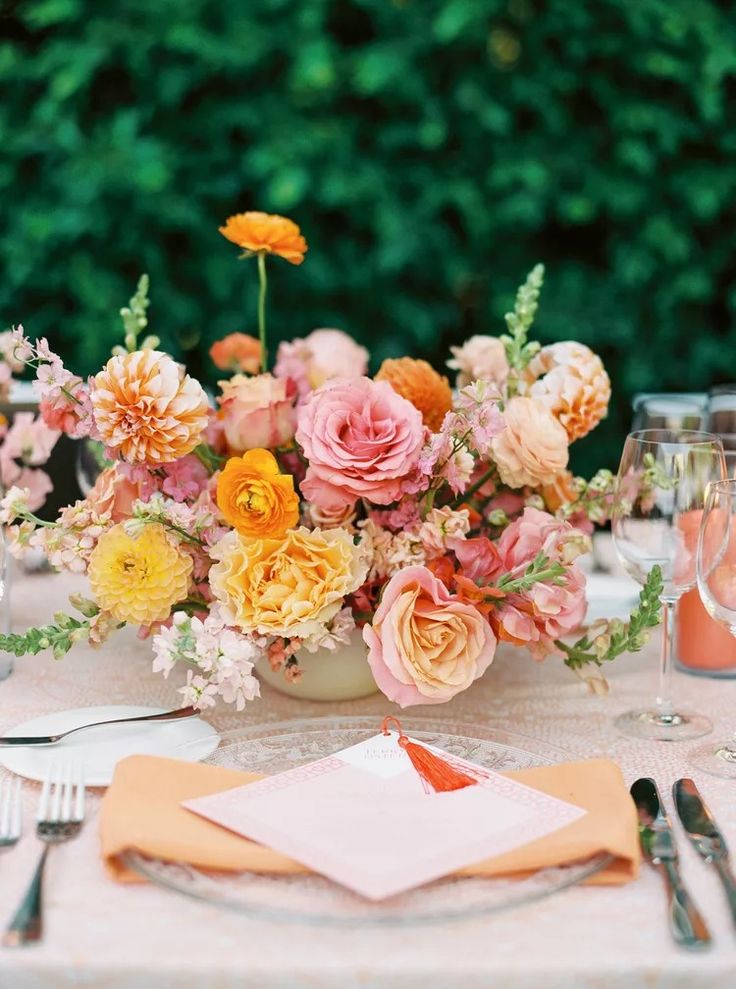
[
  {"xmin": 706, "ymin": 384, "xmax": 736, "ymax": 436},
  {"xmin": 632, "ymin": 394, "xmax": 706, "ymax": 432},
  {"xmin": 693, "ymin": 478, "xmax": 736, "ymax": 776},
  {"xmin": 611, "ymin": 429, "xmax": 726, "ymax": 740}
]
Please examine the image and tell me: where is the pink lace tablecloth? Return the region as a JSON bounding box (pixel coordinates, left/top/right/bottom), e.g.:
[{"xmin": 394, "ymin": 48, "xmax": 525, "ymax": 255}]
[{"xmin": 1, "ymin": 566, "xmax": 735, "ymax": 989}]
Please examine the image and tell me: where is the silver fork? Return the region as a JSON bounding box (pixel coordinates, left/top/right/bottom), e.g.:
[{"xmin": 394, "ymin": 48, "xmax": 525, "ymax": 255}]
[
  {"xmin": 0, "ymin": 777, "xmax": 22, "ymax": 851},
  {"xmin": 3, "ymin": 765, "xmax": 85, "ymax": 947}
]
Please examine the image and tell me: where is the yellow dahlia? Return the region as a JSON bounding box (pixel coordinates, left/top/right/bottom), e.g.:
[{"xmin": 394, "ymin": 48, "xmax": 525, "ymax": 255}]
[
  {"xmin": 92, "ymin": 350, "xmax": 210, "ymax": 464},
  {"xmin": 209, "ymin": 526, "xmax": 366, "ymax": 638},
  {"xmin": 218, "ymin": 212, "xmax": 307, "ymax": 265},
  {"xmin": 375, "ymin": 357, "xmax": 453, "ymax": 431},
  {"xmin": 88, "ymin": 523, "xmax": 192, "ymax": 625}
]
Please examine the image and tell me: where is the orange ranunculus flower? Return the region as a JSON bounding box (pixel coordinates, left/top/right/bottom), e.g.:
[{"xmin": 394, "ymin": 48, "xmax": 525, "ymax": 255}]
[
  {"xmin": 209, "ymin": 333, "xmax": 262, "ymax": 374},
  {"xmin": 375, "ymin": 357, "xmax": 453, "ymax": 432},
  {"xmin": 216, "ymin": 448, "xmax": 299, "ymax": 539},
  {"xmin": 218, "ymin": 212, "xmax": 307, "ymax": 265}
]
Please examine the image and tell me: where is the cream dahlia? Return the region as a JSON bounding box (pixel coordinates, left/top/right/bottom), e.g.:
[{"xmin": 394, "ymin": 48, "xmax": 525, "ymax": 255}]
[
  {"xmin": 526, "ymin": 342, "xmax": 611, "ymax": 442},
  {"xmin": 92, "ymin": 350, "xmax": 209, "ymax": 464}
]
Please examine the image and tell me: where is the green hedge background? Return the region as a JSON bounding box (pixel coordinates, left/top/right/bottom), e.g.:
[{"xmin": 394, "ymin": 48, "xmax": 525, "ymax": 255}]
[{"xmin": 3, "ymin": 0, "xmax": 736, "ymax": 474}]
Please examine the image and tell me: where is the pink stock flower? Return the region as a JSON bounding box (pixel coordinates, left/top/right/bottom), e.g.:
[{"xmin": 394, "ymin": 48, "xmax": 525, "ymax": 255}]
[
  {"xmin": 1, "ymin": 413, "xmax": 60, "ymax": 466},
  {"xmin": 296, "ymin": 377, "xmax": 425, "ymax": 510},
  {"xmin": 2, "ymin": 327, "xmax": 31, "ymax": 370},
  {"xmin": 454, "ymin": 381, "xmax": 505, "ymax": 455},
  {"xmin": 218, "ymin": 373, "xmax": 297, "ymax": 452},
  {"xmin": 417, "ymin": 426, "xmax": 474, "ymax": 495},
  {"xmin": 3, "ymin": 466, "xmax": 52, "ymax": 513},
  {"xmin": 274, "ymin": 328, "xmax": 369, "ymax": 399},
  {"xmin": 160, "ymin": 455, "xmax": 210, "ymax": 502},
  {"xmin": 363, "ymin": 565, "xmax": 497, "ymax": 707}
]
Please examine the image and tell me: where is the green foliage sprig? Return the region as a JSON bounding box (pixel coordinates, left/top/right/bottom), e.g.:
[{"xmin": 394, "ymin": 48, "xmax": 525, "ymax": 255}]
[
  {"xmin": 0, "ymin": 613, "xmax": 92, "ymax": 660},
  {"xmin": 113, "ymin": 274, "xmax": 159, "ymax": 355},
  {"xmin": 557, "ymin": 565, "xmax": 663, "ymax": 672},
  {"xmin": 496, "ymin": 551, "xmax": 566, "ymax": 594},
  {"xmin": 501, "ymin": 263, "xmax": 544, "ymax": 396}
]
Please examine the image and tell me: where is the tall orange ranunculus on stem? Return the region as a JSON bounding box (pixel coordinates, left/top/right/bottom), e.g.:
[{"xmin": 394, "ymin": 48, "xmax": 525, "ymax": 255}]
[{"xmin": 218, "ymin": 211, "xmax": 308, "ymax": 373}]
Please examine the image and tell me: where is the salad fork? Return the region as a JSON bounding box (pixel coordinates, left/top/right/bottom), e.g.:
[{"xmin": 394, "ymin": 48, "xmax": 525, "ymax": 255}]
[
  {"xmin": 3, "ymin": 765, "xmax": 85, "ymax": 947},
  {"xmin": 0, "ymin": 776, "xmax": 22, "ymax": 852}
]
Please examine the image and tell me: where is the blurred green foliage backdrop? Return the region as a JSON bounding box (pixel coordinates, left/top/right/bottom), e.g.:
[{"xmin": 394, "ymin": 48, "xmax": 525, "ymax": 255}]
[{"xmin": 2, "ymin": 0, "xmax": 736, "ymax": 473}]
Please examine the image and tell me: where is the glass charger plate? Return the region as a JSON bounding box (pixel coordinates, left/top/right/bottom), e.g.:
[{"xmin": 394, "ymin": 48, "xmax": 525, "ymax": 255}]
[{"xmin": 123, "ymin": 715, "xmax": 610, "ymax": 925}]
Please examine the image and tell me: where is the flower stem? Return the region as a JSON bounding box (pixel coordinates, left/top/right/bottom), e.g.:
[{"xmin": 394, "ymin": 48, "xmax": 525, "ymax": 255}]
[
  {"xmin": 451, "ymin": 464, "xmax": 497, "ymax": 509},
  {"xmin": 257, "ymin": 251, "xmax": 268, "ymax": 372}
]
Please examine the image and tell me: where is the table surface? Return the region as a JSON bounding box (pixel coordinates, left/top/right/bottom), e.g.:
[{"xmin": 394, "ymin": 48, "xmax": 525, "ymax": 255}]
[{"xmin": 1, "ymin": 564, "xmax": 735, "ymax": 989}]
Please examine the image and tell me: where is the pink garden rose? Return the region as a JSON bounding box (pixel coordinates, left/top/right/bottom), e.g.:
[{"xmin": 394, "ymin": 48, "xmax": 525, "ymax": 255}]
[
  {"xmin": 363, "ymin": 566, "xmax": 497, "ymax": 707},
  {"xmin": 274, "ymin": 328, "xmax": 369, "ymax": 399},
  {"xmin": 296, "ymin": 376, "xmax": 425, "ymax": 509},
  {"xmin": 494, "ymin": 565, "xmax": 587, "ymax": 658},
  {"xmin": 497, "ymin": 506, "xmax": 590, "ymax": 568},
  {"xmin": 218, "ymin": 373, "xmax": 297, "ymax": 453}
]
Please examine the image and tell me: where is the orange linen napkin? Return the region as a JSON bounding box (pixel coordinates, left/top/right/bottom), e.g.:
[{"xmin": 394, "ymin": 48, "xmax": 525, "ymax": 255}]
[{"xmin": 100, "ymin": 754, "xmax": 639, "ymax": 885}]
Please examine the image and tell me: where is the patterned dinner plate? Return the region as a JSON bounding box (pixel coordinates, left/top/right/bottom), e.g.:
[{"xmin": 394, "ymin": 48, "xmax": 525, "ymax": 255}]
[{"xmin": 123, "ymin": 716, "xmax": 611, "ymax": 925}]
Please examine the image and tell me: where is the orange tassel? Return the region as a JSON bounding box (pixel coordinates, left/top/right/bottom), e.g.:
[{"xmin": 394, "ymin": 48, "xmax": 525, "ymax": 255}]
[{"xmin": 380, "ymin": 716, "xmax": 482, "ymax": 793}]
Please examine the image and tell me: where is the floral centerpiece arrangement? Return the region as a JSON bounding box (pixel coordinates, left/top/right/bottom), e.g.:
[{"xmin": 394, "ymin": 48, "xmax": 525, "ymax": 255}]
[{"xmin": 0, "ymin": 210, "xmax": 661, "ymax": 710}]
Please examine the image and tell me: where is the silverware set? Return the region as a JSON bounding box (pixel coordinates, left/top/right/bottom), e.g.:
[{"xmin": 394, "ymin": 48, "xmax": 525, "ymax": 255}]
[
  {"xmin": 0, "ymin": 765, "xmax": 86, "ymax": 947},
  {"xmin": 631, "ymin": 776, "xmax": 736, "ymax": 948}
]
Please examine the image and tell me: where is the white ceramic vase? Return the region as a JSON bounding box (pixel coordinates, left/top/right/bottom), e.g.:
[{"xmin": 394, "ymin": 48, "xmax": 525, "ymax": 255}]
[{"xmin": 256, "ymin": 629, "xmax": 379, "ymax": 702}]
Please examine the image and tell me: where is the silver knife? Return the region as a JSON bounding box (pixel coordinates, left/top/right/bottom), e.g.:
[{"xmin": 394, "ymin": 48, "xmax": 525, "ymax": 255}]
[
  {"xmin": 630, "ymin": 778, "xmax": 711, "ymax": 948},
  {"xmin": 674, "ymin": 778, "xmax": 736, "ymax": 928},
  {"xmin": 0, "ymin": 706, "xmax": 197, "ymax": 746}
]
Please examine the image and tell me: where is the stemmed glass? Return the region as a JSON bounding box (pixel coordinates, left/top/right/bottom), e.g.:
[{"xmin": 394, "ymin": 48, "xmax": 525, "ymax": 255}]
[
  {"xmin": 693, "ymin": 478, "xmax": 736, "ymax": 776},
  {"xmin": 632, "ymin": 394, "xmax": 706, "ymax": 432},
  {"xmin": 611, "ymin": 429, "xmax": 726, "ymax": 740}
]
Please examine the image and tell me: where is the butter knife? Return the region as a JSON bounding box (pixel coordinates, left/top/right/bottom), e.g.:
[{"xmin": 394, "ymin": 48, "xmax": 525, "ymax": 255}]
[
  {"xmin": 630, "ymin": 777, "xmax": 711, "ymax": 948},
  {"xmin": 674, "ymin": 778, "xmax": 736, "ymax": 928},
  {"xmin": 0, "ymin": 707, "xmax": 197, "ymax": 746}
]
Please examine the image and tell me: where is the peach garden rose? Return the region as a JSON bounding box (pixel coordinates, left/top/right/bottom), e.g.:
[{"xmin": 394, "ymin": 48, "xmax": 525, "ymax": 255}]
[
  {"xmin": 491, "ymin": 395, "xmax": 569, "ymax": 488},
  {"xmin": 218, "ymin": 373, "xmax": 297, "ymax": 453},
  {"xmin": 363, "ymin": 565, "xmax": 497, "ymax": 707}
]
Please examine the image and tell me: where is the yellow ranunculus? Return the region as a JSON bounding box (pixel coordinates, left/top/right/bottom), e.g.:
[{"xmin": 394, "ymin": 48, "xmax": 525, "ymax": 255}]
[
  {"xmin": 87, "ymin": 523, "xmax": 192, "ymax": 625},
  {"xmin": 216, "ymin": 449, "xmax": 299, "ymax": 539},
  {"xmin": 209, "ymin": 526, "xmax": 367, "ymax": 638}
]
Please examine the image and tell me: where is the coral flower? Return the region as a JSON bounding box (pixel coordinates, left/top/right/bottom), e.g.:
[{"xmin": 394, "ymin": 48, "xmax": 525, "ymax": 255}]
[
  {"xmin": 218, "ymin": 212, "xmax": 307, "ymax": 265},
  {"xmin": 92, "ymin": 350, "xmax": 210, "ymax": 465},
  {"xmin": 209, "ymin": 333, "xmax": 262, "ymax": 374},
  {"xmin": 88, "ymin": 523, "xmax": 192, "ymax": 625},
  {"xmin": 216, "ymin": 449, "xmax": 299, "ymax": 539},
  {"xmin": 375, "ymin": 357, "xmax": 453, "ymax": 432}
]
